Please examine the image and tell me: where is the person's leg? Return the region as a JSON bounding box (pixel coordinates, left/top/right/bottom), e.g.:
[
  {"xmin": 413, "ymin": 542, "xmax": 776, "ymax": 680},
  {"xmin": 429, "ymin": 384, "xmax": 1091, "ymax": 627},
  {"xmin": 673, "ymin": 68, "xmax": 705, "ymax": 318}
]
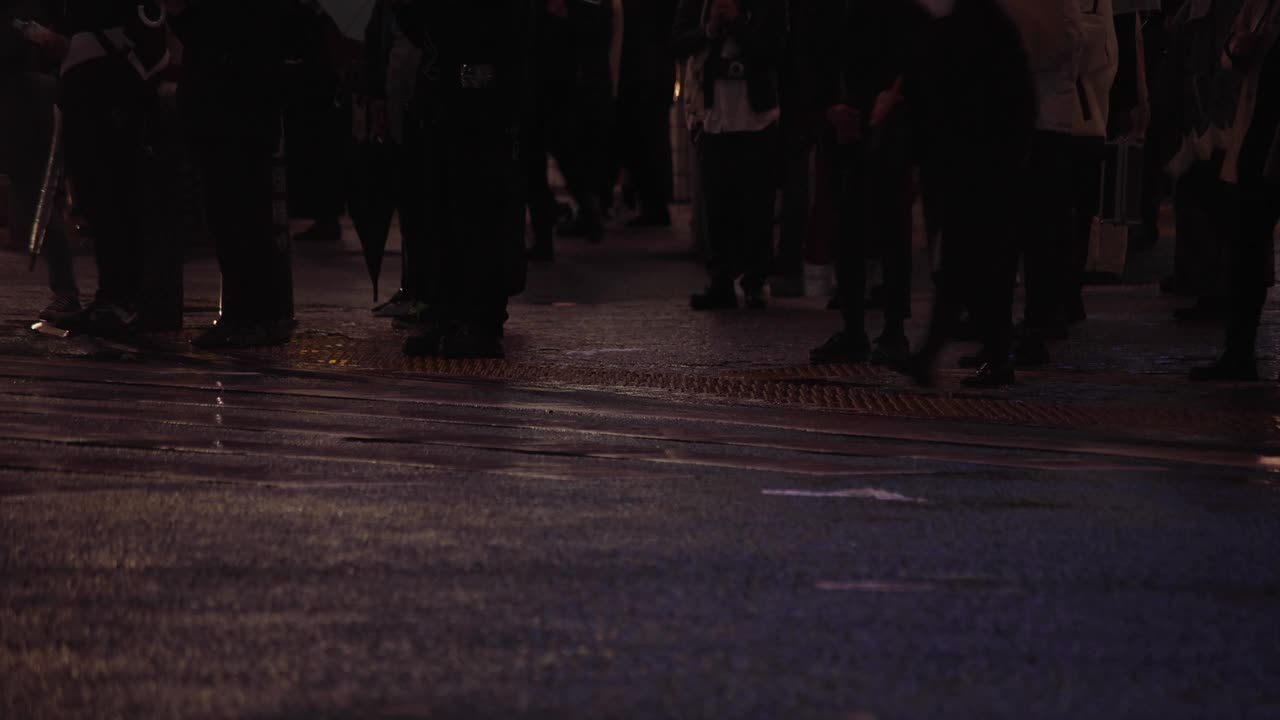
[
  {"xmin": 776, "ymin": 115, "xmax": 812, "ymax": 296},
  {"xmin": 1192, "ymin": 179, "xmax": 1278, "ymax": 380},
  {"xmin": 811, "ymin": 139, "xmax": 873, "ymax": 364},
  {"xmin": 638, "ymin": 94, "xmax": 675, "ymax": 222},
  {"xmin": 434, "ymin": 126, "xmax": 522, "ymax": 358},
  {"xmin": 1064, "ymin": 135, "xmax": 1104, "ymax": 325},
  {"xmin": 398, "ymin": 127, "xmax": 435, "ymax": 309},
  {"xmin": 739, "ymin": 126, "xmax": 780, "ymax": 303},
  {"xmin": 525, "ymin": 118, "xmax": 557, "ymax": 261},
  {"xmin": 60, "ymin": 67, "xmax": 146, "ymax": 318},
  {"xmin": 873, "ymin": 128, "xmax": 915, "ymax": 347},
  {"xmin": 196, "ymin": 135, "xmax": 283, "ymax": 337},
  {"xmin": 691, "ymin": 132, "xmax": 738, "ymax": 308}
]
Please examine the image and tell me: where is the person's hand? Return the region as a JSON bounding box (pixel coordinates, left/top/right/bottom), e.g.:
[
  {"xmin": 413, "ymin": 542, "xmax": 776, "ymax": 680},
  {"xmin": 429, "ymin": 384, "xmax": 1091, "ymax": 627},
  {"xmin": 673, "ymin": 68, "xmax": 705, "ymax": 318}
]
[
  {"xmin": 1126, "ymin": 101, "xmax": 1151, "ymax": 142},
  {"xmin": 22, "ymin": 23, "xmax": 68, "ymax": 60},
  {"xmin": 869, "ymin": 85, "xmax": 902, "ymax": 128},
  {"xmin": 1221, "ymin": 50, "xmax": 1234, "ymax": 71},
  {"xmin": 826, "ymin": 104, "xmax": 863, "ymax": 144},
  {"xmin": 546, "ymin": 0, "xmax": 568, "ymax": 19}
]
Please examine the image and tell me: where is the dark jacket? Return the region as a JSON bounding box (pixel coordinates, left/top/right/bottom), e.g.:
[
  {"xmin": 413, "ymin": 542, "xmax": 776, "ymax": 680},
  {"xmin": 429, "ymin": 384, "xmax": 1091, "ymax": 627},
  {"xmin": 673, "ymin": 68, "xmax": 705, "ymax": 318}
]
[
  {"xmin": 393, "ymin": 0, "xmax": 535, "ymax": 133},
  {"xmin": 361, "ymin": 0, "xmax": 394, "ymax": 100},
  {"xmin": 812, "ymin": 0, "xmax": 928, "ymax": 114},
  {"xmin": 172, "ymin": 0, "xmax": 335, "ymax": 140},
  {"xmin": 904, "ymin": 0, "xmax": 1036, "ymax": 173},
  {"xmin": 672, "ymin": 0, "xmax": 787, "ymax": 113}
]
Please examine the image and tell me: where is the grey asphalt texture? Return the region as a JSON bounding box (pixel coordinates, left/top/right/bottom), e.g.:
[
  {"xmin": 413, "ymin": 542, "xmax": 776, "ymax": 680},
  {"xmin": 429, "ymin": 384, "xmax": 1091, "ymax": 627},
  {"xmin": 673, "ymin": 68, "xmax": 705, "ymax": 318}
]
[{"xmin": 1, "ymin": 215, "xmax": 1279, "ymax": 719}]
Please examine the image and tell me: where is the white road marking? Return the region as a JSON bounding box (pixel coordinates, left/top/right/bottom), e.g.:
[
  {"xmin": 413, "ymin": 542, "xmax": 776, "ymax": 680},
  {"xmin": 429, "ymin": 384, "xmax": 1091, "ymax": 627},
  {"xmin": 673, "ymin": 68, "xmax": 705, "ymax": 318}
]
[{"xmin": 762, "ymin": 488, "xmax": 927, "ymax": 503}]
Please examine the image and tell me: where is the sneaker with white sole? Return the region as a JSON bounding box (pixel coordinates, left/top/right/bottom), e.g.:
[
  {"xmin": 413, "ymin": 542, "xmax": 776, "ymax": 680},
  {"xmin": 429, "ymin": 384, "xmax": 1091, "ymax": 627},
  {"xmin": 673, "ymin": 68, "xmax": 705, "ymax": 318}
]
[{"xmin": 38, "ymin": 293, "xmax": 82, "ymax": 323}]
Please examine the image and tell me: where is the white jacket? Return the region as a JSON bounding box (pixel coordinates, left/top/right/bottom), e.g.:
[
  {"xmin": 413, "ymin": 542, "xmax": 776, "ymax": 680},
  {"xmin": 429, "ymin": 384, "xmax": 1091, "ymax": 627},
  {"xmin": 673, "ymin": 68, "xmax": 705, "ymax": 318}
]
[
  {"xmin": 1005, "ymin": 0, "xmax": 1086, "ymax": 133},
  {"xmin": 1073, "ymin": 0, "xmax": 1119, "ymax": 137}
]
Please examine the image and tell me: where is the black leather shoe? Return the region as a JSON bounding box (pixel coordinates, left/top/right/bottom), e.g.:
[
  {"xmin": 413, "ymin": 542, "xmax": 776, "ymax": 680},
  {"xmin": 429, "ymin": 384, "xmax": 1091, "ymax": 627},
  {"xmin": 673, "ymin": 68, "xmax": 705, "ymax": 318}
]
[
  {"xmin": 870, "ymin": 333, "xmax": 910, "ymax": 366},
  {"xmin": 810, "ymin": 331, "xmax": 870, "ymax": 365},
  {"xmin": 690, "ymin": 287, "xmax": 737, "ymax": 311},
  {"xmin": 962, "ymin": 362, "xmax": 1016, "ymax": 388},
  {"xmin": 1189, "ymin": 357, "xmax": 1259, "ymax": 382},
  {"xmin": 404, "ymin": 325, "xmax": 453, "ymax": 358},
  {"xmin": 958, "ymin": 351, "xmax": 989, "ymax": 370}
]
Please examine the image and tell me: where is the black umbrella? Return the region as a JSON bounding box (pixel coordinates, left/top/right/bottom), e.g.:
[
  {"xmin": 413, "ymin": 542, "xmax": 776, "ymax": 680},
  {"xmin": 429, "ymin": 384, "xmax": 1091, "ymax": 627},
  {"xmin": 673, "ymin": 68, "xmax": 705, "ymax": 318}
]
[{"xmin": 346, "ymin": 130, "xmax": 398, "ymax": 302}]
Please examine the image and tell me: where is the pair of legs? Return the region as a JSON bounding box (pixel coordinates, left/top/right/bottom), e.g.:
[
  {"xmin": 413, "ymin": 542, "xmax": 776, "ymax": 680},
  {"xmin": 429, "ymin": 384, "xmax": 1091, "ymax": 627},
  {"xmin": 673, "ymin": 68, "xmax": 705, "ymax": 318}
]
[
  {"xmin": 776, "ymin": 113, "xmax": 816, "ymax": 297},
  {"xmin": 811, "ymin": 129, "xmax": 914, "ymax": 364},
  {"xmin": 193, "ymin": 131, "xmax": 294, "ymax": 345},
  {"xmin": 908, "ymin": 164, "xmax": 1018, "ymax": 387},
  {"xmin": 616, "ymin": 89, "xmax": 674, "ymax": 225},
  {"xmin": 404, "ymin": 120, "xmax": 525, "ymax": 359},
  {"xmin": 56, "ymin": 62, "xmax": 148, "ymax": 334},
  {"xmin": 693, "ymin": 125, "xmax": 780, "ymax": 310}
]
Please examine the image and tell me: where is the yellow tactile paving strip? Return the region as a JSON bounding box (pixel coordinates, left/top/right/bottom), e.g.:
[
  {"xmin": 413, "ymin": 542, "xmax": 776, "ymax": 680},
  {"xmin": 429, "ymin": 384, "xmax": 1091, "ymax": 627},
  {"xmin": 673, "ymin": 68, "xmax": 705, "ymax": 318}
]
[{"xmin": 240, "ymin": 333, "xmax": 1280, "ymax": 443}]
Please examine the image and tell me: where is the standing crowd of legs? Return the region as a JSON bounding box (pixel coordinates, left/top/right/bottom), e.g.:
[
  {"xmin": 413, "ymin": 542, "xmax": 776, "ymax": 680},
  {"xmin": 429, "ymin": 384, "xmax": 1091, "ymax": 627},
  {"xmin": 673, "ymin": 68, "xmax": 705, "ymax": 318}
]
[{"xmin": 0, "ymin": 0, "xmax": 1277, "ymax": 377}]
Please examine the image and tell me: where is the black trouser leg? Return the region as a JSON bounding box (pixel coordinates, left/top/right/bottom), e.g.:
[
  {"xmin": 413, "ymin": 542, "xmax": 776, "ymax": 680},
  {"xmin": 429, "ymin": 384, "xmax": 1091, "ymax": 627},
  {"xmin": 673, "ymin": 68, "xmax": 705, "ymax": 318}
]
[
  {"xmin": 431, "ymin": 125, "xmax": 522, "ymax": 335},
  {"xmin": 1065, "ymin": 136, "xmax": 1104, "ymax": 317},
  {"xmin": 699, "ymin": 127, "xmax": 778, "ymax": 292},
  {"xmin": 399, "ymin": 124, "xmax": 434, "ymax": 299},
  {"xmin": 739, "ymin": 126, "xmax": 779, "ymax": 292},
  {"xmin": 198, "ymin": 137, "xmax": 278, "ymax": 327},
  {"xmin": 1223, "ymin": 179, "xmax": 1280, "ymax": 359},
  {"xmin": 524, "ymin": 118, "xmax": 556, "ymax": 253},
  {"xmin": 871, "ymin": 130, "xmax": 915, "ymax": 332},
  {"xmin": 60, "ymin": 69, "xmax": 146, "ymax": 308},
  {"xmin": 1022, "ymin": 131, "xmax": 1076, "ymax": 328},
  {"xmin": 550, "ymin": 86, "xmax": 611, "ymax": 228},
  {"xmin": 829, "ymin": 141, "xmax": 868, "ymax": 335},
  {"xmin": 918, "ymin": 169, "xmax": 1017, "ymax": 367},
  {"xmin": 698, "ymin": 132, "xmax": 742, "ymax": 290},
  {"xmin": 636, "ymin": 96, "xmax": 675, "ymax": 218},
  {"xmin": 778, "ymin": 117, "xmax": 813, "ymax": 280}
]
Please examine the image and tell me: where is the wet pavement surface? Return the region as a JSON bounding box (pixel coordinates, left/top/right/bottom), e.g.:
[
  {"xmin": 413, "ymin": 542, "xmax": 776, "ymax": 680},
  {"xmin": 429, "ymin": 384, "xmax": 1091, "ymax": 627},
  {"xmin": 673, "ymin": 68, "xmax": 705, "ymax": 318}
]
[{"xmin": 1, "ymin": 214, "xmax": 1279, "ymax": 718}]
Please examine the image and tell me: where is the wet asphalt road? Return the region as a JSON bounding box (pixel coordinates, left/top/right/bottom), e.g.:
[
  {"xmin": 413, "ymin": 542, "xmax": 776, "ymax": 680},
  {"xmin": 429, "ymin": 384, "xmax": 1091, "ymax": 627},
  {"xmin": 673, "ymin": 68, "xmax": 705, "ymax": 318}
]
[
  {"xmin": 2, "ymin": 354, "xmax": 1278, "ymax": 720},
  {"xmin": 2, "ymin": 217, "xmax": 1280, "ymax": 718}
]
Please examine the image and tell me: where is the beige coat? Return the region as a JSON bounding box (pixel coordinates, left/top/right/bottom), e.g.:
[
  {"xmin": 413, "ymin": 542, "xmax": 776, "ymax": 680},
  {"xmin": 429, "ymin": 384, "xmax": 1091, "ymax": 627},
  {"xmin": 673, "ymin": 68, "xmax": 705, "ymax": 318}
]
[
  {"xmin": 1222, "ymin": 0, "xmax": 1280, "ymax": 183},
  {"xmin": 1005, "ymin": 0, "xmax": 1086, "ymax": 133},
  {"xmin": 1073, "ymin": 0, "xmax": 1119, "ymax": 137}
]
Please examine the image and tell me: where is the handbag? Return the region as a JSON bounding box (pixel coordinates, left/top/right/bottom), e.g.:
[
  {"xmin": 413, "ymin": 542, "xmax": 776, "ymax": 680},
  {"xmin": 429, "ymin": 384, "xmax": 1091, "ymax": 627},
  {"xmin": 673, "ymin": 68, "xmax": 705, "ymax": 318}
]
[{"xmin": 681, "ymin": 0, "xmax": 713, "ymax": 131}]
